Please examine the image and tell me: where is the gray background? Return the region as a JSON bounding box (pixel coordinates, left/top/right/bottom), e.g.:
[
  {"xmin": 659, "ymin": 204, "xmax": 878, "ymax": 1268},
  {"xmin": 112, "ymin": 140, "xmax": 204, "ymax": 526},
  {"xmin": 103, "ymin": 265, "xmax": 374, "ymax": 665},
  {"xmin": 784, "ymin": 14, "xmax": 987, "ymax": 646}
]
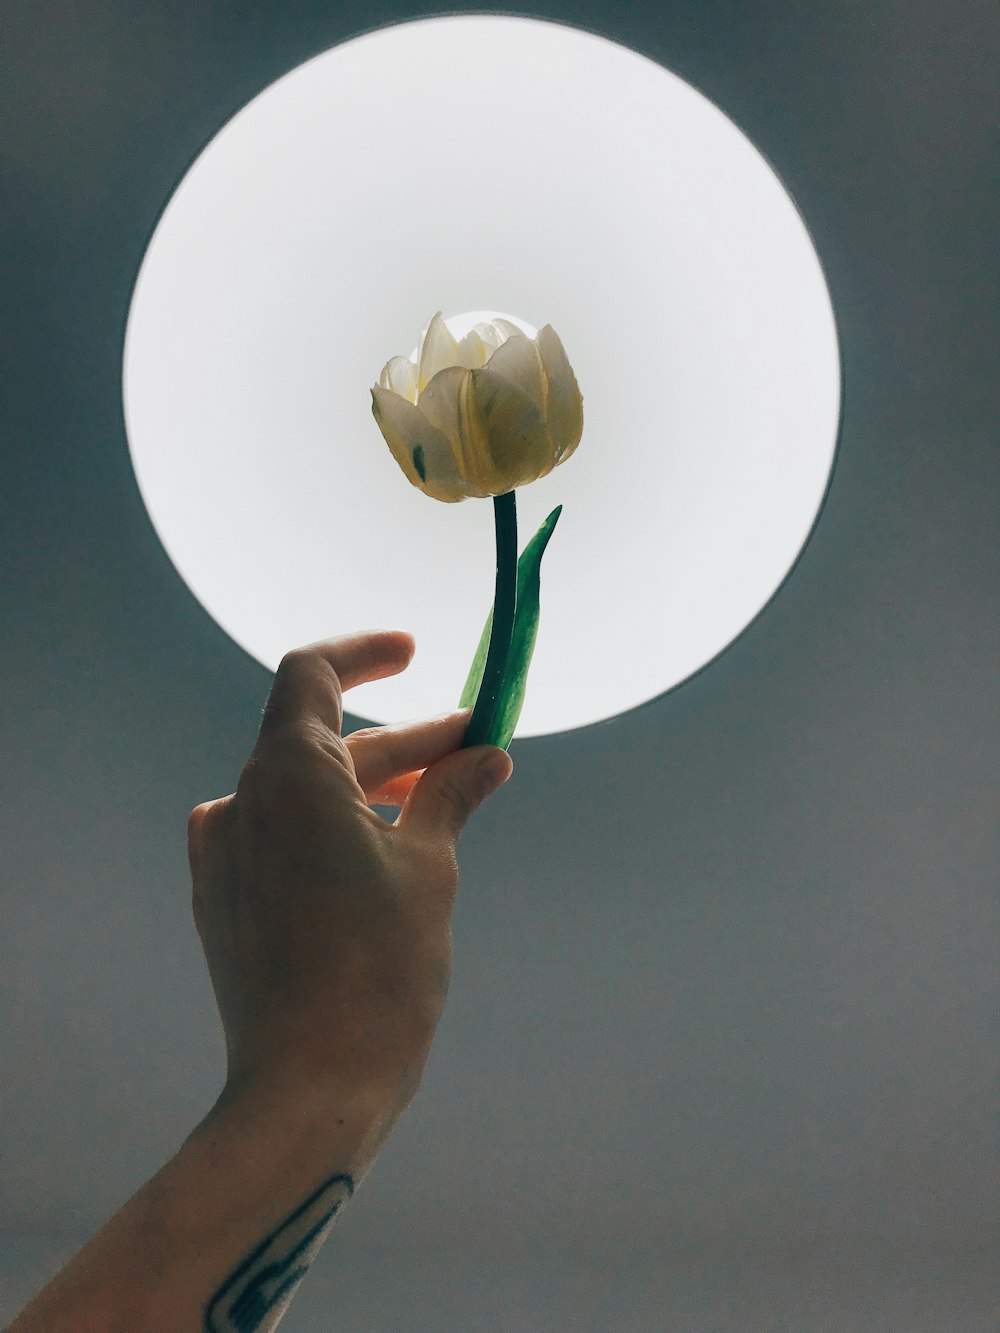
[{"xmin": 2, "ymin": 1, "xmax": 997, "ymax": 1329}]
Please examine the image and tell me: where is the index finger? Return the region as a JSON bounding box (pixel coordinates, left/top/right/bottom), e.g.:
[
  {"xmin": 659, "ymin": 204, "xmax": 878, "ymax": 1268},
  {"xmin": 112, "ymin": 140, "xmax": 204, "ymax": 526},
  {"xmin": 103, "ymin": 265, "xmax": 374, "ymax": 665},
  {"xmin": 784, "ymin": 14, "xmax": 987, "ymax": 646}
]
[{"xmin": 259, "ymin": 630, "xmax": 416, "ymax": 738}]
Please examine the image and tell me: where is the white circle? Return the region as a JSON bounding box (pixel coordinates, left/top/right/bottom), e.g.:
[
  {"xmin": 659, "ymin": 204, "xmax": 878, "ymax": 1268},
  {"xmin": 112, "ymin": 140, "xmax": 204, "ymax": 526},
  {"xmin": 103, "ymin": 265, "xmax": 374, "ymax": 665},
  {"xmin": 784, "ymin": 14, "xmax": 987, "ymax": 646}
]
[{"xmin": 123, "ymin": 15, "xmax": 842, "ymax": 740}]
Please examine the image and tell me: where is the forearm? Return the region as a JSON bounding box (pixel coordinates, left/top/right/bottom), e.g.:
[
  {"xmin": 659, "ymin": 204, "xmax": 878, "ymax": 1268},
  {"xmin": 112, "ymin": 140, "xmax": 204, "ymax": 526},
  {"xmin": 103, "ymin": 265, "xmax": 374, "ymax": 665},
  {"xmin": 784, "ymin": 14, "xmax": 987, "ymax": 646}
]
[{"xmin": 7, "ymin": 1075, "xmax": 402, "ymax": 1333}]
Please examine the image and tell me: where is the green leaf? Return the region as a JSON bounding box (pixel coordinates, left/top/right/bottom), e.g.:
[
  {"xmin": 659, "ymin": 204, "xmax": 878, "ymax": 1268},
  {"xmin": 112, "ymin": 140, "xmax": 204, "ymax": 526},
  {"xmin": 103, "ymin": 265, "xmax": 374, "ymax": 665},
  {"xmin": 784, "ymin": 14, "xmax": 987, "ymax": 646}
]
[
  {"xmin": 458, "ymin": 604, "xmax": 493, "ymax": 710},
  {"xmin": 458, "ymin": 505, "xmax": 563, "ymax": 749},
  {"xmin": 490, "ymin": 504, "xmax": 562, "ymax": 749}
]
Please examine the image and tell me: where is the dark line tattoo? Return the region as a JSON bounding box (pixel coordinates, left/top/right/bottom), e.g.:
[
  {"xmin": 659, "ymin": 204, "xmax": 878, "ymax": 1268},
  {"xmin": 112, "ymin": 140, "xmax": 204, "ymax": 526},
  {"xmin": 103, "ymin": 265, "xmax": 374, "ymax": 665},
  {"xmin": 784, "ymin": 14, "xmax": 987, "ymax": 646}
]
[{"xmin": 203, "ymin": 1171, "xmax": 354, "ymax": 1331}]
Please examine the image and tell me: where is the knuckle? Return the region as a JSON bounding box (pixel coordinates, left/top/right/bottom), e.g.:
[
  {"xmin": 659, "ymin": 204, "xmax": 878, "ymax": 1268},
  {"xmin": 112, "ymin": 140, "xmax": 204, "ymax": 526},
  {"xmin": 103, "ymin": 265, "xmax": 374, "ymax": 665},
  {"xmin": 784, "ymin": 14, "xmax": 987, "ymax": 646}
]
[
  {"xmin": 278, "ymin": 645, "xmax": 310, "ymax": 670},
  {"xmin": 346, "ymin": 724, "xmax": 379, "ymax": 743},
  {"xmin": 258, "ymin": 694, "xmax": 291, "ymax": 732},
  {"xmin": 281, "ymin": 644, "xmax": 342, "ymax": 690},
  {"xmin": 187, "ymin": 801, "xmax": 210, "ymax": 839},
  {"xmin": 187, "ymin": 798, "xmax": 225, "ymax": 858},
  {"xmin": 346, "ymin": 725, "xmax": 401, "ymax": 776},
  {"xmin": 437, "ymin": 775, "xmax": 472, "ymax": 824},
  {"xmin": 272, "ymin": 646, "xmax": 325, "ymax": 693},
  {"xmin": 374, "ymin": 732, "xmax": 402, "ymax": 772}
]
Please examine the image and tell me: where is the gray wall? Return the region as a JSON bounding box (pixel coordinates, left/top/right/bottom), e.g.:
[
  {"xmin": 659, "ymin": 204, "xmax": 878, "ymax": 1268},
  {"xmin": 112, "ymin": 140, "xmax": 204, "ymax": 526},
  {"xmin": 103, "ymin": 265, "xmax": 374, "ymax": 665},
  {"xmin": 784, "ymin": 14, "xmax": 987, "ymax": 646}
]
[{"xmin": 2, "ymin": 2, "xmax": 997, "ymax": 1328}]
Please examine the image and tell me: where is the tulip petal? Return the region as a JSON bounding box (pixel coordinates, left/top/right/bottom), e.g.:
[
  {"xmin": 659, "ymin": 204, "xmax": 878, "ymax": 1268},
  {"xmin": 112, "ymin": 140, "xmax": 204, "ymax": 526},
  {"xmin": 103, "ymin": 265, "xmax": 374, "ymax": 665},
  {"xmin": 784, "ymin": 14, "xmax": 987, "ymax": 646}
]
[
  {"xmin": 491, "ymin": 318, "xmax": 524, "ymax": 344},
  {"xmin": 417, "ymin": 366, "xmax": 493, "ymax": 498},
  {"xmin": 371, "ymin": 384, "xmax": 471, "ymax": 503},
  {"xmin": 417, "ymin": 311, "xmax": 460, "ymax": 393},
  {"xmin": 380, "ymin": 355, "xmax": 419, "ymax": 404},
  {"xmin": 455, "ymin": 330, "xmax": 491, "ymax": 369},
  {"xmin": 469, "ymin": 358, "xmax": 556, "ymax": 492},
  {"xmin": 474, "ymin": 322, "xmax": 505, "ymax": 353},
  {"xmin": 536, "ymin": 325, "xmax": 584, "ymax": 463},
  {"xmin": 480, "ymin": 331, "xmax": 547, "ymax": 416}
]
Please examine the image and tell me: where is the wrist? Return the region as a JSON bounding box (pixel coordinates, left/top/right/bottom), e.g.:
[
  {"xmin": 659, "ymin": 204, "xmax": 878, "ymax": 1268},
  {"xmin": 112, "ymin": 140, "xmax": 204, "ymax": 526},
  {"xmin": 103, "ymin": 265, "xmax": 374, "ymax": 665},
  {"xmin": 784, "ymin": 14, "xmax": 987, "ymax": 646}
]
[
  {"xmin": 6, "ymin": 1066, "xmax": 402, "ymax": 1333},
  {"xmin": 202, "ymin": 1063, "xmax": 409, "ymax": 1173}
]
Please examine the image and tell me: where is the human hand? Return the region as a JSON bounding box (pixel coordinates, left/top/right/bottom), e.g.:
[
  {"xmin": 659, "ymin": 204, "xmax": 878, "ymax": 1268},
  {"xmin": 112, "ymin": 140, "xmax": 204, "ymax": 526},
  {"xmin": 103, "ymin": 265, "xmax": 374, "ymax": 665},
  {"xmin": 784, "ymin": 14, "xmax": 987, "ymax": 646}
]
[{"xmin": 186, "ymin": 630, "xmax": 513, "ymax": 1121}]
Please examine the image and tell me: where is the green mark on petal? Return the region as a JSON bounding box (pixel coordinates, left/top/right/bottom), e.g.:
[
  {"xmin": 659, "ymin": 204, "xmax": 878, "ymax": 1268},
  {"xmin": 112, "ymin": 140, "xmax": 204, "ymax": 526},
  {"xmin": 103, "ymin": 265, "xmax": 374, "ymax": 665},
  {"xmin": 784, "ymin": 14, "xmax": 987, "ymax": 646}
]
[
  {"xmin": 412, "ymin": 445, "xmax": 426, "ymax": 481},
  {"xmin": 458, "ymin": 505, "xmax": 563, "ymax": 750}
]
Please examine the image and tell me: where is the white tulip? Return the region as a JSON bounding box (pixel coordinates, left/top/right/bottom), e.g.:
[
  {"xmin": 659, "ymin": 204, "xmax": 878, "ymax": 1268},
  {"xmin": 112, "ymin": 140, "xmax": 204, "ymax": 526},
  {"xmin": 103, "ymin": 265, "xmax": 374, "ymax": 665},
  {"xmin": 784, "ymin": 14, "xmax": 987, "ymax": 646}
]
[{"xmin": 372, "ymin": 311, "xmax": 583, "ymax": 502}]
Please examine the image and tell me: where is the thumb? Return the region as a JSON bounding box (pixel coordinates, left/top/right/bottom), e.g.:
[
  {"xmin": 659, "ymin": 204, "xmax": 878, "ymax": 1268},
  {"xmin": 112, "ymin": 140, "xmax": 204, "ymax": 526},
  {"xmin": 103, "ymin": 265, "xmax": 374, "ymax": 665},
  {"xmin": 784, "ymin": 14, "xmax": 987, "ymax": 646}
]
[{"xmin": 397, "ymin": 745, "xmax": 513, "ymax": 845}]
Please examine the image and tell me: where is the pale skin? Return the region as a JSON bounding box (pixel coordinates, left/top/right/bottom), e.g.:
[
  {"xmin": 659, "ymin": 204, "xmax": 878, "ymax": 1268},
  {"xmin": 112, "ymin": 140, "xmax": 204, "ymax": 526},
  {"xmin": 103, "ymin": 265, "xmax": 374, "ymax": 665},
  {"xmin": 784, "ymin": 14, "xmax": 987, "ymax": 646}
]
[{"xmin": 7, "ymin": 629, "xmax": 513, "ymax": 1333}]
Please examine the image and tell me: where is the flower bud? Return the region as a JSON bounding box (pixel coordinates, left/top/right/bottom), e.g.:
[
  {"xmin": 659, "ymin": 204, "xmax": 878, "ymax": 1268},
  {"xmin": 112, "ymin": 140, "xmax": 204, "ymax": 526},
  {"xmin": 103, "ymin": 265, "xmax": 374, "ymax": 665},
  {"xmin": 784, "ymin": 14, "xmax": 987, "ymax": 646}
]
[{"xmin": 371, "ymin": 311, "xmax": 583, "ymax": 502}]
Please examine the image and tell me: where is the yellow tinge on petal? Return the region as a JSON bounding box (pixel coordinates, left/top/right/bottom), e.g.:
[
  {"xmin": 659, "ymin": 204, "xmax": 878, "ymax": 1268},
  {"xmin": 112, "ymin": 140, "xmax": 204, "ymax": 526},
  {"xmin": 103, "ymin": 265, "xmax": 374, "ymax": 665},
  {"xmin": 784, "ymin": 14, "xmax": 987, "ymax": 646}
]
[
  {"xmin": 536, "ymin": 325, "xmax": 584, "ymax": 463},
  {"xmin": 371, "ymin": 384, "xmax": 469, "ymax": 502},
  {"xmin": 371, "ymin": 310, "xmax": 583, "ymax": 502},
  {"xmin": 380, "ymin": 355, "xmax": 419, "ymax": 404},
  {"xmin": 454, "ymin": 330, "xmax": 492, "ymax": 369},
  {"xmin": 469, "ymin": 345, "xmax": 555, "ymax": 493},
  {"xmin": 417, "ymin": 312, "xmax": 459, "ymax": 394}
]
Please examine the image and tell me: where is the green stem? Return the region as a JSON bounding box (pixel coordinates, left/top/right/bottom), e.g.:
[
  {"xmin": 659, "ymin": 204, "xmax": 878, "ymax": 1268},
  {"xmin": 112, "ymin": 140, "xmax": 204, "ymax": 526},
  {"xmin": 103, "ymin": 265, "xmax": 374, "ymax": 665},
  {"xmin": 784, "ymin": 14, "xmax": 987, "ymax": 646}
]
[{"xmin": 463, "ymin": 491, "xmax": 517, "ymax": 749}]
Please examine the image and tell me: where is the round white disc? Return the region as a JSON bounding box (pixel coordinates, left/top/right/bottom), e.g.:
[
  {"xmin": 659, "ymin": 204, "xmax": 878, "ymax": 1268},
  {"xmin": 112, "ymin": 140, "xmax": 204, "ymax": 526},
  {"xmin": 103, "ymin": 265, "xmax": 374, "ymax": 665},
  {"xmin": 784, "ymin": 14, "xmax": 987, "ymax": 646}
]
[{"xmin": 123, "ymin": 15, "xmax": 842, "ymax": 739}]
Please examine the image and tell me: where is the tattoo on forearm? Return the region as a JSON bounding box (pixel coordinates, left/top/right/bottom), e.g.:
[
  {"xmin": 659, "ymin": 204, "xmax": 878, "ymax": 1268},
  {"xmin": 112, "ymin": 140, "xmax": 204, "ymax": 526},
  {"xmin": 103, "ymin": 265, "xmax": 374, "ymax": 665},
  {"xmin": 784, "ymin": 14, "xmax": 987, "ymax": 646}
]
[{"xmin": 203, "ymin": 1171, "xmax": 354, "ymax": 1331}]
